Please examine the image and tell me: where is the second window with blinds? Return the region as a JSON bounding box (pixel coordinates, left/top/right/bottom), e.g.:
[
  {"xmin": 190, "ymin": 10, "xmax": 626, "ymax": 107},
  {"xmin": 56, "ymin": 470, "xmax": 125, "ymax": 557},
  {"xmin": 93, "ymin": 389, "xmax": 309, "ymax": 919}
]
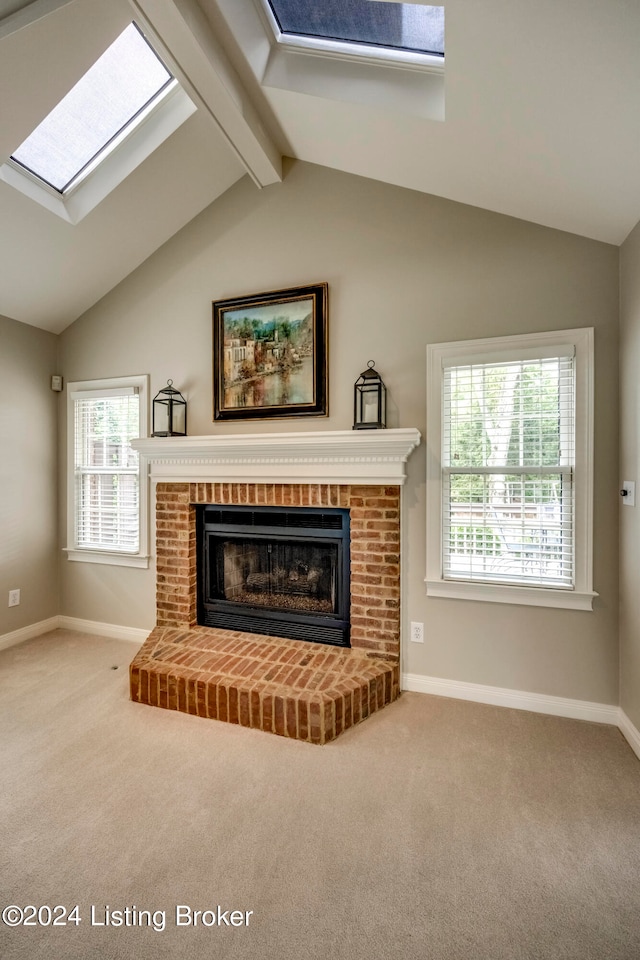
[{"xmin": 426, "ymin": 329, "xmax": 596, "ymax": 610}]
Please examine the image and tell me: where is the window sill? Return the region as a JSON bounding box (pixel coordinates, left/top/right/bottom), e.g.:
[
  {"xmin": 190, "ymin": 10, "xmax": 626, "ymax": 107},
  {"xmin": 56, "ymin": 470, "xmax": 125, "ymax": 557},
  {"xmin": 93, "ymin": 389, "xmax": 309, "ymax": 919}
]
[
  {"xmin": 425, "ymin": 579, "xmax": 597, "ymax": 611},
  {"xmin": 1, "ymin": 84, "xmax": 195, "ymax": 224},
  {"xmin": 262, "ymin": 44, "xmax": 444, "ymax": 121},
  {"xmin": 65, "ymin": 549, "xmax": 150, "ymax": 569}
]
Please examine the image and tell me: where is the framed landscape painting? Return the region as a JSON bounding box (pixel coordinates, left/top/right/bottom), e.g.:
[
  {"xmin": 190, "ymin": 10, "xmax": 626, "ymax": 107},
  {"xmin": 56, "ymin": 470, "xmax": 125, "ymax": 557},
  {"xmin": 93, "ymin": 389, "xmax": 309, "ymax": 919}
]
[{"xmin": 213, "ymin": 282, "xmax": 328, "ymax": 422}]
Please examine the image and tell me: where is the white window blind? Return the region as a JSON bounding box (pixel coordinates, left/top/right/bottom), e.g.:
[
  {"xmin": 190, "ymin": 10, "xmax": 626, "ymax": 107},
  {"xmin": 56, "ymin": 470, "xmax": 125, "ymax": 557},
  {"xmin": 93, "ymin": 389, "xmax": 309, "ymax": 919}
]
[
  {"xmin": 441, "ymin": 352, "xmax": 575, "ymax": 589},
  {"xmin": 72, "ymin": 388, "xmax": 140, "ymax": 553},
  {"xmin": 426, "ymin": 329, "xmax": 595, "ymax": 610}
]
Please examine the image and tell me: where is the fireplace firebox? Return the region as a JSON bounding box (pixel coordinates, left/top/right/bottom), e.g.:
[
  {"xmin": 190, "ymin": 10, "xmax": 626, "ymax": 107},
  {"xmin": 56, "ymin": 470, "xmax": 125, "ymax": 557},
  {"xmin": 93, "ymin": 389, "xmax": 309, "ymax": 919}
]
[{"xmin": 196, "ymin": 505, "xmax": 350, "ymax": 647}]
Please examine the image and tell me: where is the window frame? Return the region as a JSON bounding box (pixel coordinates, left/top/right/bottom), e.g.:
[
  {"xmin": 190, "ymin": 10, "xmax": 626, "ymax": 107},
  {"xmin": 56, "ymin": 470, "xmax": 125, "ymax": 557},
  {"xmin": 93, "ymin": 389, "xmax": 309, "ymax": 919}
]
[
  {"xmin": 425, "ymin": 328, "xmax": 596, "ymax": 610},
  {"xmin": 212, "ymin": 0, "xmax": 444, "ymax": 123},
  {"xmin": 65, "ymin": 375, "xmax": 150, "ymax": 568},
  {"xmin": 259, "ymin": 0, "xmax": 445, "ymax": 72},
  {"xmin": 0, "ymin": 27, "xmax": 196, "ymax": 224}
]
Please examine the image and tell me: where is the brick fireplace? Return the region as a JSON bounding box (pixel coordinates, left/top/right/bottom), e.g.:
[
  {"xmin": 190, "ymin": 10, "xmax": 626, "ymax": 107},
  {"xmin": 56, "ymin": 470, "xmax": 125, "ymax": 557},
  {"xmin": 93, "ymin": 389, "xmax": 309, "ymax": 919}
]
[{"xmin": 129, "ymin": 429, "xmax": 420, "ymax": 743}]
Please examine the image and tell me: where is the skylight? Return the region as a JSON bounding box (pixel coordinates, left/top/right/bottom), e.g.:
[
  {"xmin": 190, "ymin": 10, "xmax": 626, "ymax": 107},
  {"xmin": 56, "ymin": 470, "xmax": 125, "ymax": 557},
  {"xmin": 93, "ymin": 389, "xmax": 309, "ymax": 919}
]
[
  {"xmin": 265, "ymin": 0, "xmax": 444, "ymax": 58},
  {"xmin": 10, "ymin": 23, "xmax": 174, "ymax": 194}
]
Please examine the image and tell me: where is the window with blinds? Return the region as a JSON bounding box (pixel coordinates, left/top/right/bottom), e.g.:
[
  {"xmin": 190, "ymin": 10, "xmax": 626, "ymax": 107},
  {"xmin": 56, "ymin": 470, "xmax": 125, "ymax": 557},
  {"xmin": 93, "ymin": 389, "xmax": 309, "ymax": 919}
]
[
  {"xmin": 67, "ymin": 376, "xmax": 149, "ymax": 567},
  {"xmin": 426, "ymin": 329, "xmax": 595, "ymax": 610},
  {"xmin": 442, "ymin": 353, "xmax": 574, "ymax": 588}
]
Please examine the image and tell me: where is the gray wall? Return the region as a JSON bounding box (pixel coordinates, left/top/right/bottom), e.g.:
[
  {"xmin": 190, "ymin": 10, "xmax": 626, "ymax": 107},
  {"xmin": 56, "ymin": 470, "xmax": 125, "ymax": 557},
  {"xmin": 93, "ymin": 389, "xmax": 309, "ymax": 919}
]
[
  {"xmin": 620, "ymin": 220, "xmax": 640, "ymax": 728},
  {"xmin": 0, "ymin": 314, "xmax": 59, "ymax": 636},
  {"xmin": 59, "ymin": 159, "xmax": 620, "ymax": 703}
]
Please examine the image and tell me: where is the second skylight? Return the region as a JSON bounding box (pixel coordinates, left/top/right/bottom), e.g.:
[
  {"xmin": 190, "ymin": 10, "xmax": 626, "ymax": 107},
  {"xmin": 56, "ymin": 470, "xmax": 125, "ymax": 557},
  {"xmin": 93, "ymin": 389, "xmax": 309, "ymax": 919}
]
[{"xmin": 266, "ymin": 0, "xmax": 444, "ymax": 58}]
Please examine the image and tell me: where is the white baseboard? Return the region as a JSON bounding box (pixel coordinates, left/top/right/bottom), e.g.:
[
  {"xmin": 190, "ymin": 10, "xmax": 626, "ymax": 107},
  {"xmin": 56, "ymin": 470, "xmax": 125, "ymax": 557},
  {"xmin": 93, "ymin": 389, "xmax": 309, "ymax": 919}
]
[
  {"xmin": 0, "ymin": 615, "xmax": 149, "ymax": 651},
  {"xmin": 57, "ymin": 616, "xmax": 150, "ymax": 644},
  {"xmin": 2, "ymin": 623, "xmax": 638, "ymax": 759},
  {"xmin": 402, "ymin": 671, "xmax": 620, "ymax": 726},
  {"xmin": 617, "ymin": 709, "xmax": 640, "ymax": 762},
  {"xmin": 0, "ymin": 616, "xmax": 60, "ymax": 652}
]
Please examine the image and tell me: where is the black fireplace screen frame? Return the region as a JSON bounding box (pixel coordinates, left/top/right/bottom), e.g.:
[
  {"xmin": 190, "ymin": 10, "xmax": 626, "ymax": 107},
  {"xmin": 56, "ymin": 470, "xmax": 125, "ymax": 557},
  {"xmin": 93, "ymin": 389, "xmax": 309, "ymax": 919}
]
[{"xmin": 196, "ymin": 504, "xmax": 351, "ymax": 647}]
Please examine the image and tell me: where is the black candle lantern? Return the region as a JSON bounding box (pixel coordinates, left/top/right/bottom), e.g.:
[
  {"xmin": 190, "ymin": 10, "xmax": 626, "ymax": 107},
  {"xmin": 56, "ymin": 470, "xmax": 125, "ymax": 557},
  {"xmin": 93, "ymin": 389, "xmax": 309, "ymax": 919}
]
[
  {"xmin": 353, "ymin": 360, "xmax": 386, "ymax": 430},
  {"xmin": 152, "ymin": 380, "xmax": 187, "ymax": 437}
]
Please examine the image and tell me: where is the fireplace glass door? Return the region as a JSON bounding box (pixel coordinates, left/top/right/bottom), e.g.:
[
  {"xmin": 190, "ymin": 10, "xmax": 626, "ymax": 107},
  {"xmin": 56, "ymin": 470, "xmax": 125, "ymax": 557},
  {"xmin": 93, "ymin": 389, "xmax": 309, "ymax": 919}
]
[
  {"xmin": 197, "ymin": 506, "xmax": 350, "ymax": 646},
  {"xmin": 219, "ymin": 539, "xmax": 338, "ymax": 615}
]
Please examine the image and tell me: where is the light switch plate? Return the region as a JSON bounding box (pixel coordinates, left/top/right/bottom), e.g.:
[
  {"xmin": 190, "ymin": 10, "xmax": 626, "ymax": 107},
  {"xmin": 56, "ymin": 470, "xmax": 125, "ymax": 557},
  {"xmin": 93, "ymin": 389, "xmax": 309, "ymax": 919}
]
[{"xmin": 621, "ymin": 480, "xmax": 635, "ymax": 506}]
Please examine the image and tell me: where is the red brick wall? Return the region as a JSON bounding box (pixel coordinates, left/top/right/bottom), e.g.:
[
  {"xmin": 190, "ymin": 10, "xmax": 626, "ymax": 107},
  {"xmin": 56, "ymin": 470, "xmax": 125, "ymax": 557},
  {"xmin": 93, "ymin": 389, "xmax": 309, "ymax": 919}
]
[{"xmin": 155, "ymin": 482, "xmax": 401, "ymax": 661}]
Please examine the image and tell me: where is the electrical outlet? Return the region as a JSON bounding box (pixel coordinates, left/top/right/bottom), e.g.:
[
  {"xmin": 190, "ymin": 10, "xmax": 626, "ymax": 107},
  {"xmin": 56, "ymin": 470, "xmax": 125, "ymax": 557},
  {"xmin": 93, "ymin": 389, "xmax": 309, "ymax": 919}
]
[
  {"xmin": 410, "ymin": 621, "xmax": 424, "ymax": 643},
  {"xmin": 8, "ymin": 589, "xmax": 20, "ymax": 607}
]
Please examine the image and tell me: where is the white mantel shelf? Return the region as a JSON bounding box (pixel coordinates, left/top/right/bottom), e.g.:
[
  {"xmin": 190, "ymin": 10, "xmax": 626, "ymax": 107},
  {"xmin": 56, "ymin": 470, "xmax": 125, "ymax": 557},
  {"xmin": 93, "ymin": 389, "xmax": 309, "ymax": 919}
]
[{"xmin": 132, "ymin": 428, "xmax": 421, "ymax": 485}]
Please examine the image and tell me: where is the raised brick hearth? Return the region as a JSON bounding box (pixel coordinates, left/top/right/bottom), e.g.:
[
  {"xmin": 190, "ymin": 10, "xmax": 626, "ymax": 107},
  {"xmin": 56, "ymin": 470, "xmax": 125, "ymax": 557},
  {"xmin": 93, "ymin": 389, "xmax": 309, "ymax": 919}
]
[
  {"xmin": 130, "ymin": 625, "xmax": 399, "ymax": 744},
  {"xmin": 129, "ymin": 430, "xmax": 420, "ymax": 742}
]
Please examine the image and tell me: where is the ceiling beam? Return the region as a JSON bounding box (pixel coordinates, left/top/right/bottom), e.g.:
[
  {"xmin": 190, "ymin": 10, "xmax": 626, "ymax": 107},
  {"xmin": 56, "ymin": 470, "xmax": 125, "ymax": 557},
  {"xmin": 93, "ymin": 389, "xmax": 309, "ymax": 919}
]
[{"xmin": 129, "ymin": 0, "xmax": 282, "ymax": 188}]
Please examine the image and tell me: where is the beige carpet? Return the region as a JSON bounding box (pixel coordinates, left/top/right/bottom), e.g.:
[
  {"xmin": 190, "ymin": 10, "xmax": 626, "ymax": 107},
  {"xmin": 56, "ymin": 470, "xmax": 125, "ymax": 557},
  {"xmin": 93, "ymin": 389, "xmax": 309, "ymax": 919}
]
[{"xmin": 1, "ymin": 629, "xmax": 639, "ymax": 960}]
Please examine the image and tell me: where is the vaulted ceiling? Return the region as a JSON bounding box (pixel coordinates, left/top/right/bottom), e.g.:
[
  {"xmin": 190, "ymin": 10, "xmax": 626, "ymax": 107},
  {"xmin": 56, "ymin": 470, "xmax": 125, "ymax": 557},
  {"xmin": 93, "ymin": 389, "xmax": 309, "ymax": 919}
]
[{"xmin": 2, "ymin": 0, "xmax": 640, "ymax": 334}]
